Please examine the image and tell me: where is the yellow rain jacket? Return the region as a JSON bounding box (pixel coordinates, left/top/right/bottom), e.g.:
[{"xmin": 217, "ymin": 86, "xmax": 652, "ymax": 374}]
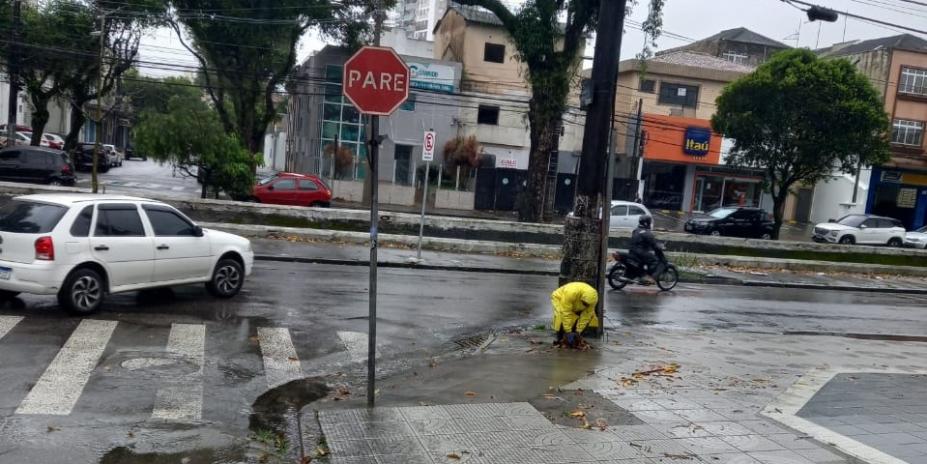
[{"xmin": 551, "ymin": 282, "xmax": 599, "ymax": 333}]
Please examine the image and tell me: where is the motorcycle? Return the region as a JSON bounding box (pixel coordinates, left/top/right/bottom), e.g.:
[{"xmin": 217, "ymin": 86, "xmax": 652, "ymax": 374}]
[{"xmin": 607, "ymin": 244, "xmax": 679, "ymax": 291}]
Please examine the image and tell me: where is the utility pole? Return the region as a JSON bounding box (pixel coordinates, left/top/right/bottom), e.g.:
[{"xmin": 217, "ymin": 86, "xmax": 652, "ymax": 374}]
[
  {"xmin": 91, "ymin": 12, "xmax": 107, "ymax": 194},
  {"xmin": 367, "ymin": 0, "xmax": 384, "ymax": 410},
  {"xmin": 5, "ymin": 0, "xmax": 22, "ymax": 147},
  {"xmin": 559, "ymin": 0, "xmax": 626, "ymax": 329},
  {"xmin": 631, "ymin": 98, "xmax": 644, "ymax": 197}
]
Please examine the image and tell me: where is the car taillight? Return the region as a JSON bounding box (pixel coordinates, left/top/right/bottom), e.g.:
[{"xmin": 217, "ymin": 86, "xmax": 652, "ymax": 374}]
[
  {"xmin": 35, "ymin": 236, "xmax": 55, "ymax": 261},
  {"xmin": 62, "ymin": 164, "xmax": 72, "ymax": 175}
]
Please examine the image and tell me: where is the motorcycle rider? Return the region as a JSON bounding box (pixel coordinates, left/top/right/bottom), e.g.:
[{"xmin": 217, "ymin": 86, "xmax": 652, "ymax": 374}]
[{"xmin": 629, "ymin": 215, "xmax": 661, "ymax": 282}]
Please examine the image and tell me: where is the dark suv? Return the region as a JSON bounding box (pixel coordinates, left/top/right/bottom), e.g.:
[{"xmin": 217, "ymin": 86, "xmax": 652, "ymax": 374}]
[
  {"xmin": 0, "ymin": 146, "xmax": 76, "ymax": 186},
  {"xmin": 73, "ymin": 143, "xmax": 110, "ymax": 173},
  {"xmin": 684, "ymin": 207, "xmax": 775, "ymax": 239}
]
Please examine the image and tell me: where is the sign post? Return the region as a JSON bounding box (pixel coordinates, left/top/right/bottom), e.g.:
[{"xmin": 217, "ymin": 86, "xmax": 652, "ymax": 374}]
[
  {"xmin": 342, "ymin": 46, "xmax": 410, "ymax": 408},
  {"xmin": 417, "ymin": 130, "xmax": 436, "ymax": 259}
]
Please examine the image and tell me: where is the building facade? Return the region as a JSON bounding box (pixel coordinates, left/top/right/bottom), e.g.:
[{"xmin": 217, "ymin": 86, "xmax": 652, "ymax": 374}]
[
  {"xmin": 657, "ymin": 27, "xmax": 790, "ymax": 68},
  {"xmin": 398, "ymin": 0, "xmax": 449, "ymax": 41},
  {"xmin": 613, "ymin": 50, "xmax": 772, "ymax": 213},
  {"xmin": 817, "ymin": 35, "xmax": 927, "ymax": 229}
]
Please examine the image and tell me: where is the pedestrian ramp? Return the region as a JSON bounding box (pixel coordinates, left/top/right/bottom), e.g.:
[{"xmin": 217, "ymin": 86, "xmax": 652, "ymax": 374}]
[{"xmin": 0, "ymin": 316, "xmax": 373, "ymax": 422}]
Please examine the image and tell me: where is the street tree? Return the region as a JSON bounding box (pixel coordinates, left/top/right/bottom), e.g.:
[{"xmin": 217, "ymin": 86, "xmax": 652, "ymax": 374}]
[
  {"xmin": 711, "ymin": 49, "xmax": 890, "ymax": 238},
  {"xmin": 454, "ymin": 0, "xmax": 665, "ymax": 222},
  {"xmin": 133, "ymin": 91, "xmax": 256, "ymax": 199},
  {"xmin": 167, "ymin": 0, "xmax": 389, "ymax": 158}
]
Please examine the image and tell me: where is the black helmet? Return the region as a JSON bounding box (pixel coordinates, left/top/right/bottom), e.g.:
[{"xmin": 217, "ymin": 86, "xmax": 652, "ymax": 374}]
[{"xmin": 638, "ymin": 215, "xmax": 653, "ymax": 229}]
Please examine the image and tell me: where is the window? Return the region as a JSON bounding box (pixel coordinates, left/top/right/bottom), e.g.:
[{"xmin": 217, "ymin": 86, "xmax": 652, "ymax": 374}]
[
  {"xmin": 298, "ymin": 179, "xmax": 319, "ymax": 191},
  {"xmin": 0, "ymin": 200, "xmax": 67, "ymax": 234},
  {"xmin": 320, "ymin": 65, "xmax": 367, "ymax": 181},
  {"xmin": 143, "ymin": 206, "xmax": 196, "ymax": 236},
  {"xmin": 731, "ymin": 209, "xmax": 754, "ymax": 220},
  {"xmin": 272, "ymin": 179, "xmax": 296, "ymax": 190},
  {"xmin": 639, "ymin": 79, "xmax": 656, "ymax": 93},
  {"xmin": 483, "ymin": 43, "xmax": 506, "ymax": 63},
  {"xmin": 877, "ymin": 218, "xmax": 898, "ymax": 229},
  {"xmin": 94, "ymin": 204, "xmax": 145, "ymax": 237},
  {"xmin": 899, "ymin": 67, "xmax": 927, "ymax": 96},
  {"xmin": 477, "ymin": 105, "xmax": 500, "ymax": 125},
  {"xmin": 628, "ymin": 206, "xmax": 646, "ymax": 216},
  {"xmin": 892, "ymin": 119, "xmax": 924, "ymax": 146},
  {"xmin": 658, "ymin": 82, "xmax": 699, "ymax": 108},
  {"xmin": 400, "ymin": 93, "xmax": 416, "ymax": 111},
  {"xmin": 0, "ymin": 150, "xmax": 19, "ymax": 162},
  {"xmin": 861, "ymin": 218, "xmax": 879, "ymax": 229},
  {"xmin": 722, "ymin": 51, "xmax": 748, "ymax": 65},
  {"xmin": 70, "ymin": 205, "xmax": 94, "ymax": 237},
  {"xmin": 610, "ymin": 205, "xmax": 628, "ymax": 216}
]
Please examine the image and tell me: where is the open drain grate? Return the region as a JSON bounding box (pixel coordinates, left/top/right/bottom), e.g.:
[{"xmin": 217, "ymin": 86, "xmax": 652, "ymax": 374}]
[{"xmin": 453, "ymin": 334, "xmax": 488, "ymax": 350}]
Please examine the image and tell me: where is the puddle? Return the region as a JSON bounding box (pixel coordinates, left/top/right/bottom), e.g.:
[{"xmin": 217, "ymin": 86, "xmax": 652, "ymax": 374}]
[
  {"xmin": 99, "ymin": 446, "xmax": 246, "ymax": 464},
  {"xmin": 100, "ymin": 351, "xmax": 201, "ymax": 379},
  {"xmin": 249, "ymin": 378, "xmax": 329, "ymax": 434}
]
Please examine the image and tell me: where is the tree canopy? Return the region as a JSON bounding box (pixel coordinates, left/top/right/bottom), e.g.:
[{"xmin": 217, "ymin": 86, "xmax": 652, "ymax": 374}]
[
  {"xmin": 133, "ymin": 87, "xmax": 255, "ymax": 199},
  {"xmin": 712, "ymin": 49, "xmax": 890, "ymax": 237}
]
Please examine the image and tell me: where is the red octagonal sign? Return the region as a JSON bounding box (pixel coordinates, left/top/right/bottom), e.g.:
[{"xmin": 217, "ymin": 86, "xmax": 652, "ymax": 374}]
[{"xmin": 342, "ymin": 46, "xmax": 410, "ymax": 116}]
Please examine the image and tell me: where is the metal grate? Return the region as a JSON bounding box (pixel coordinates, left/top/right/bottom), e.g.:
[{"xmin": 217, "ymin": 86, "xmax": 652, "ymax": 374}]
[{"xmin": 453, "ymin": 334, "xmax": 488, "ymax": 350}]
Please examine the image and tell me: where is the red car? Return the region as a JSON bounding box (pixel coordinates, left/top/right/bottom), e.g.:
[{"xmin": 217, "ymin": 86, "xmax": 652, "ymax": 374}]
[{"xmin": 252, "ymin": 172, "xmax": 332, "ymax": 207}]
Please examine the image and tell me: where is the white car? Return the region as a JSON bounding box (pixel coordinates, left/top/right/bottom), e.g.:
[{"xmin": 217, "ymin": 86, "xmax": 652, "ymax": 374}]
[
  {"xmin": 609, "ymin": 201, "xmax": 652, "ymax": 229},
  {"xmin": 103, "ymin": 144, "xmax": 123, "ymax": 167},
  {"xmin": 0, "ymin": 194, "xmax": 254, "ymax": 314},
  {"xmin": 905, "ymin": 226, "xmax": 927, "ymax": 249},
  {"xmin": 812, "ymin": 214, "xmax": 906, "ymax": 246}
]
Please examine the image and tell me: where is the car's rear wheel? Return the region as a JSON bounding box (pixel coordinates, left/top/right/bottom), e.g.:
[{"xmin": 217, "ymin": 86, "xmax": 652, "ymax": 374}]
[
  {"xmin": 0, "ymin": 290, "xmax": 20, "ymax": 300},
  {"xmin": 206, "ymin": 259, "xmax": 244, "ymax": 298},
  {"xmin": 58, "ymin": 268, "xmax": 105, "ymax": 315},
  {"xmin": 839, "ymin": 235, "xmax": 855, "ymax": 245},
  {"xmin": 888, "ymin": 237, "xmax": 903, "ymax": 247}
]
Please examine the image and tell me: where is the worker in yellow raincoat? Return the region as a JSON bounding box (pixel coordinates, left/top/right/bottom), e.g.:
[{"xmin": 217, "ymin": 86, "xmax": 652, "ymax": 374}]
[{"xmin": 551, "ymin": 282, "xmax": 599, "ymax": 347}]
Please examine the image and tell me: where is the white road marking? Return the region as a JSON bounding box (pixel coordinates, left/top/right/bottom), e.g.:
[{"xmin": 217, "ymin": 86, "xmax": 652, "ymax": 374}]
[
  {"xmin": 144, "ymin": 183, "xmax": 162, "ymax": 189},
  {"xmin": 258, "ymin": 327, "xmax": 303, "ymax": 388},
  {"xmin": 16, "ymin": 319, "xmax": 117, "ymax": 415},
  {"xmin": 151, "ymin": 323, "xmax": 206, "ymax": 422},
  {"xmin": 170, "ymin": 186, "xmax": 185, "ymax": 191},
  {"xmin": 0, "ymin": 316, "xmax": 23, "ymax": 340},
  {"xmin": 763, "ymin": 367, "xmax": 927, "ymax": 464},
  {"xmin": 337, "ymin": 331, "xmax": 372, "ymax": 363},
  {"xmin": 122, "ymin": 182, "xmax": 140, "ymax": 187}
]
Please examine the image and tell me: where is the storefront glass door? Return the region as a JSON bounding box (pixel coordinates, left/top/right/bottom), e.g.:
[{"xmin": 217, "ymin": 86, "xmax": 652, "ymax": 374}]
[{"xmin": 694, "ymin": 175, "xmax": 761, "ymax": 212}]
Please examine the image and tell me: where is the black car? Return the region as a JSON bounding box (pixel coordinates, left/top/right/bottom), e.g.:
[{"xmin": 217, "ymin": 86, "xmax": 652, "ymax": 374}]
[
  {"xmin": 0, "ymin": 146, "xmax": 76, "ymax": 186},
  {"xmin": 684, "ymin": 207, "xmax": 775, "ymax": 239},
  {"xmin": 73, "ymin": 143, "xmax": 110, "ymax": 173}
]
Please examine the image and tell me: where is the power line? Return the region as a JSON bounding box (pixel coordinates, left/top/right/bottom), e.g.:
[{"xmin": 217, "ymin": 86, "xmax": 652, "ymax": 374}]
[{"xmin": 783, "ymin": 0, "xmax": 927, "ymax": 35}]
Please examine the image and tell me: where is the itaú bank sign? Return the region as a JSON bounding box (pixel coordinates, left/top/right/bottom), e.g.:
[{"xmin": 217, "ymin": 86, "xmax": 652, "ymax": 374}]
[{"xmin": 683, "ymin": 127, "xmax": 712, "ymax": 156}]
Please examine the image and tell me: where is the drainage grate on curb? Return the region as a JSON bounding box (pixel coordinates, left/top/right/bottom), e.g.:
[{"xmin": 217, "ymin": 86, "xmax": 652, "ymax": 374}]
[{"xmin": 453, "ymin": 334, "xmax": 488, "ymax": 350}]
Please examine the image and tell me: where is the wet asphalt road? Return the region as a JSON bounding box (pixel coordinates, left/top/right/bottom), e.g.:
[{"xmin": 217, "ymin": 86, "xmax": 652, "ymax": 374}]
[
  {"xmin": 1, "ymin": 261, "xmax": 926, "ymax": 463},
  {"xmin": 75, "ymin": 159, "xmax": 203, "ymax": 199}
]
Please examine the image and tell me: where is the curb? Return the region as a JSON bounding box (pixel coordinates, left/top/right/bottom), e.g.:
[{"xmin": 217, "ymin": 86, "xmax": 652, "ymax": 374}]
[{"xmin": 253, "ymin": 255, "xmax": 927, "ymax": 294}]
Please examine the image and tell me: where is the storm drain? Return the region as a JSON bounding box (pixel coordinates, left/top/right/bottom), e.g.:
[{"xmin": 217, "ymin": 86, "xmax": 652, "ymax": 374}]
[{"xmin": 452, "ymin": 332, "xmax": 496, "ymax": 351}]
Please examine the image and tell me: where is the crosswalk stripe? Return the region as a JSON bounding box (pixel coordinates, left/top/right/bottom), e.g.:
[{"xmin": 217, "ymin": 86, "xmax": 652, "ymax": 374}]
[
  {"xmin": 337, "ymin": 331, "xmax": 371, "ymax": 363},
  {"xmin": 145, "ymin": 183, "xmax": 162, "ymax": 189},
  {"xmin": 170, "ymin": 186, "xmax": 184, "ymax": 191},
  {"xmin": 0, "ymin": 316, "xmax": 23, "ymax": 340},
  {"xmin": 16, "ymin": 319, "xmax": 117, "ymax": 415},
  {"xmin": 122, "ymin": 182, "xmax": 140, "ymax": 187},
  {"xmin": 151, "ymin": 323, "xmax": 205, "ymax": 422},
  {"xmin": 258, "ymin": 327, "xmax": 303, "ymax": 388}
]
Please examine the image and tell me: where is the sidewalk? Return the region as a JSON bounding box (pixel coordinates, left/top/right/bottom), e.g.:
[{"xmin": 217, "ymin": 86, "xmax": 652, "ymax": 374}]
[
  {"xmin": 313, "ymin": 325, "xmax": 927, "ymax": 464},
  {"xmin": 251, "ymin": 238, "xmax": 927, "ymax": 294}
]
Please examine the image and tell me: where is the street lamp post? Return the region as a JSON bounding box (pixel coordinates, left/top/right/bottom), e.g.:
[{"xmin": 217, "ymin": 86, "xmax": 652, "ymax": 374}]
[{"xmin": 90, "ymin": 13, "xmax": 107, "ymax": 194}]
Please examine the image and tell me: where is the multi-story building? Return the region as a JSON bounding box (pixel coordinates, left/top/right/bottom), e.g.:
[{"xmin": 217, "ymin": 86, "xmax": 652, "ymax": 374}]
[
  {"xmin": 815, "ymin": 34, "xmax": 927, "ymax": 229},
  {"xmin": 398, "ymin": 0, "xmax": 449, "ymax": 41},
  {"xmin": 612, "ymin": 49, "xmax": 774, "ymax": 213}
]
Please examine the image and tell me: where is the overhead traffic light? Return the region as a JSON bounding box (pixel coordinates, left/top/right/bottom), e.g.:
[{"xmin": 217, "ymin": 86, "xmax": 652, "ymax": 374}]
[{"xmin": 806, "ymin": 5, "xmax": 839, "ymax": 22}]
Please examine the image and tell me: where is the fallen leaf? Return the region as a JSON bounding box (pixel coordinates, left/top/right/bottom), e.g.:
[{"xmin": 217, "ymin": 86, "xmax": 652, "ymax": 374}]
[
  {"xmin": 314, "ymin": 446, "xmax": 328, "ymax": 456},
  {"xmin": 47, "ymin": 426, "xmax": 59, "ymax": 433},
  {"xmin": 595, "ymin": 418, "xmax": 608, "ymax": 431},
  {"xmin": 446, "ymin": 452, "xmax": 461, "ymax": 460},
  {"xmin": 464, "ymin": 391, "xmax": 478, "ymax": 398},
  {"xmin": 288, "ymin": 356, "xmax": 298, "ymax": 362},
  {"xmin": 569, "ymin": 410, "xmax": 586, "ymax": 418},
  {"xmin": 429, "ymin": 358, "xmax": 438, "ymax": 368}
]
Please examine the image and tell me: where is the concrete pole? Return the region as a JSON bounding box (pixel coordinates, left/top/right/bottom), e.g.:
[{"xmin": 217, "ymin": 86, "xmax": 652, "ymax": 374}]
[
  {"xmin": 416, "ymin": 161, "xmax": 430, "ymax": 260},
  {"xmin": 92, "ymin": 13, "xmax": 106, "ymax": 194}
]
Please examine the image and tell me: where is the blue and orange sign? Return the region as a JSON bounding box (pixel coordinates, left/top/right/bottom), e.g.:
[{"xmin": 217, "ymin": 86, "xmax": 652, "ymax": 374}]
[
  {"xmin": 642, "ymin": 113, "xmax": 721, "ymax": 165},
  {"xmin": 683, "ymin": 127, "xmax": 711, "ymax": 156}
]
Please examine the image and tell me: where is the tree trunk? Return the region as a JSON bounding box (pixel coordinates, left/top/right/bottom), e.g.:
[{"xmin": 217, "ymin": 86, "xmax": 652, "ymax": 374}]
[
  {"xmin": 64, "ymin": 101, "xmax": 87, "ymax": 153},
  {"xmin": 518, "ymin": 103, "xmax": 559, "ymax": 222},
  {"xmin": 28, "ymin": 93, "xmax": 51, "ymax": 146},
  {"xmin": 200, "ymin": 164, "xmax": 208, "ymax": 199},
  {"xmin": 559, "ymin": 193, "xmax": 600, "ymax": 287},
  {"xmin": 771, "ymin": 188, "xmax": 790, "ymax": 240}
]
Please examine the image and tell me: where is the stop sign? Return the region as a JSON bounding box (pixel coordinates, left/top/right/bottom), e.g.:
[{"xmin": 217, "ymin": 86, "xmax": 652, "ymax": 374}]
[{"xmin": 342, "ymin": 46, "xmax": 410, "ymax": 116}]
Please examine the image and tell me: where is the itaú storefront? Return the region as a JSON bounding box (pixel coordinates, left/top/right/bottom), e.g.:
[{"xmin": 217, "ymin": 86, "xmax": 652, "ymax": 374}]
[{"xmin": 640, "ymin": 114, "xmax": 764, "ymax": 212}]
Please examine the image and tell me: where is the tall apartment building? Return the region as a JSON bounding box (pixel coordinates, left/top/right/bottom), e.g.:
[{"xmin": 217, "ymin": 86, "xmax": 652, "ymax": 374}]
[{"xmin": 398, "ymin": 0, "xmax": 449, "ymax": 41}]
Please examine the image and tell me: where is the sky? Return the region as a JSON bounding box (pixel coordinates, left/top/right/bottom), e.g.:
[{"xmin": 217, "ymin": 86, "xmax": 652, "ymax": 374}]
[{"xmin": 136, "ymin": 0, "xmax": 927, "ymax": 78}]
